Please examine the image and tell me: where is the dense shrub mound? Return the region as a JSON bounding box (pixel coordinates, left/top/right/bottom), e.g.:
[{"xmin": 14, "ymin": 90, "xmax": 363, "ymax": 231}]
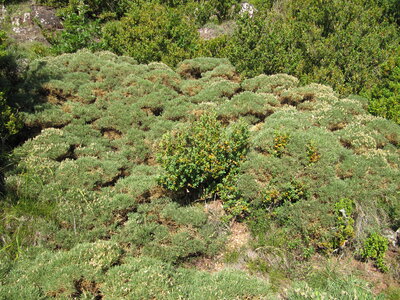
[{"xmin": 0, "ymin": 50, "xmax": 399, "ymax": 298}]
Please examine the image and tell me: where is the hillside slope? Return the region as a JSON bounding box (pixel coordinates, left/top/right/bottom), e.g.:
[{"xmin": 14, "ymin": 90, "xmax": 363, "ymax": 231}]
[{"xmin": 1, "ymin": 50, "xmax": 399, "ymax": 298}]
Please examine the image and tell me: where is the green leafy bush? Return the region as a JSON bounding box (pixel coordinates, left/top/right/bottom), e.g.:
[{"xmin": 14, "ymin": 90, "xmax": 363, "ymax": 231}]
[
  {"xmin": 48, "ymin": 3, "xmax": 104, "ymax": 54},
  {"xmin": 331, "ymin": 198, "xmax": 355, "ymax": 250},
  {"xmin": 260, "ymin": 181, "xmax": 308, "ymax": 210},
  {"xmin": 102, "ymin": 2, "xmax": 200, "ymax": 66},
  {"xmin": 0, "ymin": 93, "xmax": 22, "ymax": 146},
  {"xmin": 271, "ymin": 131, "xmax": 290, "ymax": 158},
  {"xmin": 360, "ymin": 232, "xmax": 389, "ymax": 272},
  {"xmin": 157, "ymin": 113, "xmax": 249, "ymax": 198},
  {"xmin": 364, "ymin": 53, "xmax": 400, "ymax": 124},
  {"xmin": 210, "ymin": 0, "xmax": 400, "ymax": 124},
  {"xmin": 306, "ymin": 141, "xmax": 321, "ymax": 163}
]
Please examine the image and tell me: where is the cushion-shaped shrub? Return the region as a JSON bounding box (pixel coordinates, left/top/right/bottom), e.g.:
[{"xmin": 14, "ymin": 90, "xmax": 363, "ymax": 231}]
[
  {"xmin": 217, "ymin": 91, "xmax": 273, "ymax": 123},
  {"xmin": 190, "ymin": 80, "xmax": 240, "ymax": 103},
  {"xmin": 177, "ymin": 57, "xmax": 232, "ymax": 79},
  {"xmin": 241, "ymin": 73, "xmax": 299, "ymax": 93},
  {"xmin": 0, "ymin": 241, "xmax": 122, "ymax": 299}
]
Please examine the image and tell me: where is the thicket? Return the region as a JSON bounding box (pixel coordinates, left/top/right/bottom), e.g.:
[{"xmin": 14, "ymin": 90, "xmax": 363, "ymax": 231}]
[
  {"xmin": 36, "ymin": 0, "xmax": 398, "ymax": 125},
  {"xmin": 102, "ymin": 2, "xmax": 200, "ymax": 66},
  {"xmin": 0, "ymin": 51, "xmax": 398, "ymax": 297}
]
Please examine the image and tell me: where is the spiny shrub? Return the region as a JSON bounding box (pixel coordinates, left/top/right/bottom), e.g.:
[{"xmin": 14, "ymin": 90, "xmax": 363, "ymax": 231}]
[
  {"xmin": 241, "ymin": 74, "xmax": 299, "ymax": 93},
  {"xmin": 217, "ymin": 91, "xmax": 272, "ymax": 124},
  {"xmin": 157, "ymin": 113, "xmax": 249, "ymax": 198},
  {"xmin": 289, "ymin": 276, "xmax": 381, "ymax": 300},
  {"xmin": 0, "ymin": 241, "xmax": 122, "ymax": 299},
  {"xmin": 176, "ymin": 57, "xmax": 232, "ymax": 79},
  {"xmin": 2, "ymin": 50, "xmax": 400, "ymax": 296},
  {"xmin": 190, "ymin": 79, "xmax": 240, "ymax": 104},
  {"xmin": 101, "ymin": 256, "xmax": 273, "ymax": 299},
  {"xmin": 116, "ymin": 198, "xmax": 225, "ymax": 264}
]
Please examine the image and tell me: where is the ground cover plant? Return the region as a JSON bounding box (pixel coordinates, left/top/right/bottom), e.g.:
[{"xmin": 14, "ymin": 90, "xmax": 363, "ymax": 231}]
[{"xmin": 0, "ymin": 50, "xmax": 399, "ymax": 298}]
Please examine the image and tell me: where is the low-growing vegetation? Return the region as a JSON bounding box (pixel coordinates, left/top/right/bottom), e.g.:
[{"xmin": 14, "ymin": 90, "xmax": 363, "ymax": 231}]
[
  {"xmin": 0, "ymin": 0, "xmax": 400, "ymax": 297},
  {"xmin": 0, "ymin": 50, "xmax": 398, "ymax": 298},
  {"xmin": 2, "ymin": 0, "xmax": 398, "ymax": 124}
]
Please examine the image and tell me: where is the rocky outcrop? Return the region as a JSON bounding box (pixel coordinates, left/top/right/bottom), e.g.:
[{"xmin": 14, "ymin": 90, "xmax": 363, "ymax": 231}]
[
  {"xmin": 7, "ymin": 3, "xmax": 62, "ymax": 45},
  {"xmin": 239, "ymin": 2, "xmax": 257, "ymax": 18},
  {"xmin": 31, "ymin": 5, "xmax": 62, "ymax": 30},
  {"xmin": 0, "ymin": 5, "xmax": 6, "ymax": 22}
]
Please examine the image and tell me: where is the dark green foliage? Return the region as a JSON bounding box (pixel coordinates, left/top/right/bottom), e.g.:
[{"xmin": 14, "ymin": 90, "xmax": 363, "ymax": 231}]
[
  {"xmin": 36, "ymin": 0, "xmax": 69, "ymax": 7},
  {"xmin": 157, "ymin": 113, "xmax": 249, "ymax": 198},
  {"xmin": 208, "ymin": 0, "xmax": 239, "ymax": 22},
  {"xmin": 257, "ymin": 181, "xmax": 308, "ymax": 210},
  {"xmin": 0, "ymin": 92, "xmax": 22, "ymax": 145},
  {"xmin": 0, "ymin": 32, "xmax": 21, "ymax": 144},
  {"xmin": 47, "ymin": 3, "xmax": 104, "ymax": 54},
  {"xmin": 0, "ymin": 32, "xmax": 22, "ymax": 194},
  {"xmin": 363, "ymin": 53, "xmax": 400, "ymax": 124},
  {"xmin": 213, "ymin": 0, "xmax": 399, "ymax": 123},
  {"xmin": 102, "ymin": 2, "xmax": 200, "ymax": 66}
]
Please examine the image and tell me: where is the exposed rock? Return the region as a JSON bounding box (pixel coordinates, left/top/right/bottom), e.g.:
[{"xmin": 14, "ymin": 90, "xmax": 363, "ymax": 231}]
[
  {"xmin": 0, "ymin": 5, "xmax": 6, "ymax": 22},
  {"xmin": 198, "ymin": 27, "xmax": 217, "ymax": 40},
  {"xmin": 198, "ymin": 21, "xmax": 236, "ymax": 40},
  {"xmin": 204, "ymin": 199, "xmax": 225, "ymax": 219},
  {"xmin": 382, "ymin": 228, "xmax": 400, "ymax": 247},
  {"xmin": 239, "ymin": 2, "xmax": 257, "ymax": 18},
  {"xmin": 198, "ymin": 3, "xmax": 254, "ymax": 40},
  {"xmin": 9, "ymin": 4, "xmax": 62, "ymax": 45},
  {"xmin": 31, "ymin": 5, "xmax": 62, "ymax": 30}
]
